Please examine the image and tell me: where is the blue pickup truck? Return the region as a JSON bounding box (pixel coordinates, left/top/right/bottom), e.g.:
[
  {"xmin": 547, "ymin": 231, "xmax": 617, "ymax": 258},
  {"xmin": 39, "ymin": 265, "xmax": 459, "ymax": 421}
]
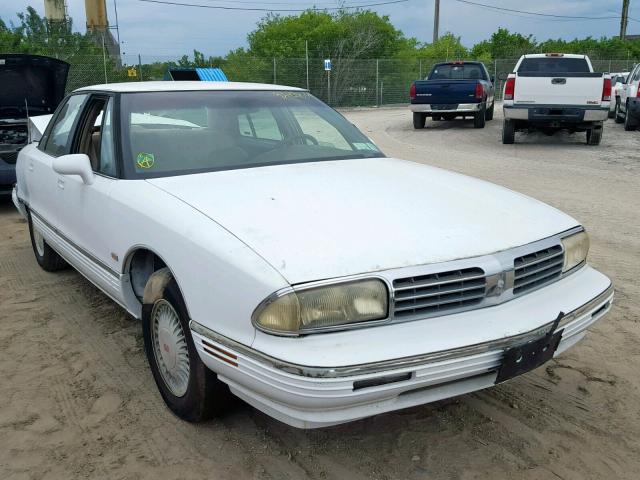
[{"xmin": 409, "ymin": 61, "xmax": 495, "ymax": 129}]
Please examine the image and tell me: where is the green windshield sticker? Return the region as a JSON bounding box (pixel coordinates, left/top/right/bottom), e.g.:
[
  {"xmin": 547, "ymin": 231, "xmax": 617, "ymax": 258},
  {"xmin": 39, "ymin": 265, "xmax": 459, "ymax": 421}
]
[{"xmin": 136, "ymin": 152, "xmax": 155, "ymax": 169}]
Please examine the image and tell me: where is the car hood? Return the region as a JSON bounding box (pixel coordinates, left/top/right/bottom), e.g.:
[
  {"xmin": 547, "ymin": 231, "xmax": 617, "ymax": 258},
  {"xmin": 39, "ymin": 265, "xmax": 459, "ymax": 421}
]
[
  {"xmin": 0, "ymin": 54, "xmax": 69, "ymax": 120},
  {"xmin": 147, "ymin": 158, "xmax": 579, "ymax": 284}
]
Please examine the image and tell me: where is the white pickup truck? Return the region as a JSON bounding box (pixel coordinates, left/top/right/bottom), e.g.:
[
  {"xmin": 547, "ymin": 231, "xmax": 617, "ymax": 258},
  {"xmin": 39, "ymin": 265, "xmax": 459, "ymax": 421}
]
[{"xmin": 502, "ymin": 54, "xmax": 611, "ymax": 145}]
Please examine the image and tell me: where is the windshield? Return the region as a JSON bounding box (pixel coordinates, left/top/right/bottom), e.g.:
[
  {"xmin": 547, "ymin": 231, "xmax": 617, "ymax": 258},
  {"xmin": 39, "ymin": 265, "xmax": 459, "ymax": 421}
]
[
  {"xmin": 428, "ymin": 64, "xmax": 486, "ymax": 80},
  {"xmin": 518, "ymin": 57, "xmax": 591, "ymax": 74},
  {"xmin": 119, "ymin": 90, "xmax": 384, "ymax": 178}
]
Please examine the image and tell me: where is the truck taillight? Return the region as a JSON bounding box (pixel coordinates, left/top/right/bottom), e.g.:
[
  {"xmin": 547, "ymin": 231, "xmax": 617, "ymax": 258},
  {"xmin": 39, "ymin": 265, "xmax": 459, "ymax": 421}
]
[
  {"xmin": 637, "ymin": 88, "xmax": 640, "ymax": 98},
  {"xmin": 504, "ymin": 77, "xmax": 515, "ymax": 101},
  {"xmin": 410, "ymin": 83, "xmax": 416, "ymax": 100},
  {"xmin": 602, "ymin": 78, "xmax": 612, "ymax": 101},
  {"xmin": 475, "ymin": 83, "xmax": 484, "ymax": 100}
]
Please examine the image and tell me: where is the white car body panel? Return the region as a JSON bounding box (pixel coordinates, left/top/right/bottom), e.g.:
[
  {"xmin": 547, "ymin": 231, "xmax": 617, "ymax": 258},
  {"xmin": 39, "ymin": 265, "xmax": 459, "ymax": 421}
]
[
  {"xmin": 13, "ymin": 81, "xmax": 613, "ymax": 429},
  {"xmin": 147, "ymin": 157, "xmax": 578, "ymax": 284}
]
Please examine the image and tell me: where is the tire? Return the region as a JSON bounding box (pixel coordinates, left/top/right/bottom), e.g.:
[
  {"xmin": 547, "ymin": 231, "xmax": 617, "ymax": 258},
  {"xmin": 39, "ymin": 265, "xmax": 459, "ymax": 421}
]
[
  {"xmin": 413, "ymin": 112, "xmax": 426, "ymax": 129},
  {"xmin": 615, "ymin": 100, "xmax": 624, "ymax": 124},
  {"xmin": 586, "ymin": 128, "xmax": 602, "ymax": 145},
  {"xmin": 502, "ymin": 119, "xmax": 515, "ymax": 144},
  {"xmin": 485, "ymin": 102, "xmax": 494, "ymax": 121},
  {"xmin": 27, "ymin": 210, "xmax": 67, "ymax": 272},
  {"xmin": 474, "ymin": 104, "xmax": 486, "ymax": 128},
  {"xmin": 624, "ymin": 103, "xmax": 637, "ymax": 131},
  {"xmin": 608, "ymin": 107, "xmax": 615, "ymax": 119},
  {"xmin": 142, "ymin": 273, "xmax": 232, "ymax": 422}
]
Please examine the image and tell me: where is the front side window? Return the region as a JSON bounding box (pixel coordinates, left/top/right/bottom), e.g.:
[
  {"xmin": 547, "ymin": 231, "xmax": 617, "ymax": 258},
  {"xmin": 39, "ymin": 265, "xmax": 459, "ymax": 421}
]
[
  {"xmin": 42, "ymin": 94, "xmax": 87, "ymax": 157},
  {"xmin": 120, "ymin": 90, "xmax": 384, "ymax": 178}
]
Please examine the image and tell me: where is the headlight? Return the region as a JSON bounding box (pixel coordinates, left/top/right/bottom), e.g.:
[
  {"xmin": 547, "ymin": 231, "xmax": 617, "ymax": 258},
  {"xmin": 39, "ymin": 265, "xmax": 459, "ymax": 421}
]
[
  {"xmin": 561, "ymin": 230, "xmax": 589, "ymax": 272},
  {"xmin": 253, "ymin": 279, "xmax": 389, "ymax": 335}
]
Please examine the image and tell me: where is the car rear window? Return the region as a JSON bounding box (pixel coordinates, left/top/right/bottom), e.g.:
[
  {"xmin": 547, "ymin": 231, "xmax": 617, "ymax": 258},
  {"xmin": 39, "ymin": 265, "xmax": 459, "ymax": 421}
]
[
  {"xmin": 518, "ymin": 57, "xmax": 590, "ymax": 74},
  {"xmin": 428, "ymin": 64, "xmax": 486, "ymax": 80}
]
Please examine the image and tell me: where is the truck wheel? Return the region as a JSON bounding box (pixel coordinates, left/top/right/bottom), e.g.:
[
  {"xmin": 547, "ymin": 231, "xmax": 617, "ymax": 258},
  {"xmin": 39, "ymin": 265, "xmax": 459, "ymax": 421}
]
[
  {"xmin": 28, "ymin": 211, "xmax": 68, "ymax": 272},
  {"xmin": 142, "ymin": 270, "xmax": 232, "ymax": 422},
  {"xmin": 624, "ymin": 103, "xmax": 637, "ymax": 131},
  {"xmin": 614, "ymin": 100, "xmax": 624, "ymax": 124},
  {"xmin": 413, "ymin": 112, "xmax": 426, "ymax": 129},
  {"xmin": 608, "ymin": 107, "xmax": 615, "ymax": 119},
  {"xmin": 474, "ymin": 105, "xmax": 486, "ymax": 128},
  {"xmin": 586, "ymin": 128, "xmax": 602, "ymax": 145},
  {"xmin": 502, "ymin": 119, "xmax": 515, "ymax": 144},
  {"xmin": 485, "ymin": 102, "xmax": 494, "ymax": 121}
]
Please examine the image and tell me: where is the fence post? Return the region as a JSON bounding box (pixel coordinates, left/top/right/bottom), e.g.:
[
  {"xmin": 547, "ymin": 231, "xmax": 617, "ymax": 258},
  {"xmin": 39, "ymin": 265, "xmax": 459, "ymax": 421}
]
[
  {"xmin": 376, "ymin": 59, "xmax": 379, "ymax": 107},
  {"xmin": 380, "ymin": 81, "xmax": 383, "ymax": 106},
  {"xmin": 493, "ymin": 59, "xmax": 497, "ymax": 80},
  {"xmin": 419, "ymin": 59, "xmax": 422, "ymax": 79},
  {"xmin": 305, "ymin": 40, "xmax": 309, "ymax": 90},
  {"xmin": 101, "ymin": 33, "xmax": 108, "ymax": 84},
  {"xmin": 138, "ymin": 54, "xmax": 143, "ymax": 81},
  {"xmin": 273, "ymin": 58, "xmax": 276, "ymax": 84}
]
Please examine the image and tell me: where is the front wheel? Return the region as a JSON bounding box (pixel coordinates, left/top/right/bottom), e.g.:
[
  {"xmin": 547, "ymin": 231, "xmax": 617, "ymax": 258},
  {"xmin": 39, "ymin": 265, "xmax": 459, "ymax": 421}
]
[
  {"xmin": 28, "ymin": 211, "xmax": 67, "ymax": 272},
  {"xmin": 502, "ymin": 119, "xmax": 515, "ymax": 144},
  {"xmin": 142, "ymin": 271, "xmax": 231, "ymax": 422},
  {"xmin": 485, "ymin": 102, "xmax": 494, "ymax": 121},
  {"xmin": 624, "ymin": 103, "xmax": 637, "ymax": 131},
  {"xmin": 474, "ymin": 105, "xmax": 486, "ymax": 128},
  {"xmin": 413, "ymin": 112, "xmax": 426, "ymax": 129}
]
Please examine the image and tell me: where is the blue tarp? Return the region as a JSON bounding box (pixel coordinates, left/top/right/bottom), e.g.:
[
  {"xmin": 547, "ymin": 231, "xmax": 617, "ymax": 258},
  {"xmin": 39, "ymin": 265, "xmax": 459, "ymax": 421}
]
[{"xmin": 195, "ymin": 67, "xmax": 228, "ymax": 81}]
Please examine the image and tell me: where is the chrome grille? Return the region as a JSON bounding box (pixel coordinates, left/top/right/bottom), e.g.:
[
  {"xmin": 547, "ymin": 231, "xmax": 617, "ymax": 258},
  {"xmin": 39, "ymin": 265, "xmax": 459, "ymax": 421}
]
[
  {"xmin": 393, "ymin": 268, "xmax": 486, "ymax": 318},
  {"xmin": 513, "ymin": 245, "xmax": 563, "ymax": 295}
]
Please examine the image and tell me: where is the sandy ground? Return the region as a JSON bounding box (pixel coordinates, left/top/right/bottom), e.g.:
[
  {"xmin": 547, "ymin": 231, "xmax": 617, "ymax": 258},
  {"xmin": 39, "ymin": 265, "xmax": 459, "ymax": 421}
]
[{"xmin": 1, "ymin": 106, "xmax": 639, "ymax": 480}]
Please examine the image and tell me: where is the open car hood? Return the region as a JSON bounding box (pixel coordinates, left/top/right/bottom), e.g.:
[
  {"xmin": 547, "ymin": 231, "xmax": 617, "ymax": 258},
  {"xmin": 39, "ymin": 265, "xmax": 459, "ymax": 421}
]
[{"xmin": 0, "ymin": 54, "xmax": 69, "ymax": 120}]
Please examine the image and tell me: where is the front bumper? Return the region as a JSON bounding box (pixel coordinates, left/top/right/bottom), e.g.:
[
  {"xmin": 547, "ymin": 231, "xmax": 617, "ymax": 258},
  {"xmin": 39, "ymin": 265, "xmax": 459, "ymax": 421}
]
[
  {"xmin": 191, "ymin": 266, "xmax": 613, "ymax": 428},
  {"xmin": 410, "ymin": 103, "xmax": 482, "ymax": 114},
  {"xmin": 504, "ymin": 104, "xmax": 609, "ymax": 123}
]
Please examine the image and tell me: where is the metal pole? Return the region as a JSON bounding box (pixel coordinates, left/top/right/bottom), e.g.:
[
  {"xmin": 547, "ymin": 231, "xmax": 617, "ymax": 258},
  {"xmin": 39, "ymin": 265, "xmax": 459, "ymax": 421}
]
[
  {"xmin": 113, "ymin": 0, "xmax": 121, "ymax": 45},
  {"xmin": 305, "ymin": 40, "xmax": 309, "ymax": 90},
  {"xmin": 376, "ymin": 59, "xmax": 379, "ymax": 107},
  {"xmin": 380, "ymin": 81, "xmax": 383, "ymax": 106},
  {"xmin": 493, "ymin": 59, "xmax": 497, "ymax": 79},
  {"xmin": 419, "ymin": 59, "xmax": 422, "ymax": 79},
  {"xmin": 138, "ymin": 54, "xmax": 143, "ymax": 81},
  {"xmin": 433, "ymin": 0, "xmax": 440, "ymax": 43},
  {"xmin": 327, "ymin": 70, "xmax": 331, "ymax": 105},
  {"xmin": 273, "ymin": 58, "xmax": 276, "ymax": 84},
  {"xmin": 102, "ymin": 34, "xmax": 108, "ymax": 84}
]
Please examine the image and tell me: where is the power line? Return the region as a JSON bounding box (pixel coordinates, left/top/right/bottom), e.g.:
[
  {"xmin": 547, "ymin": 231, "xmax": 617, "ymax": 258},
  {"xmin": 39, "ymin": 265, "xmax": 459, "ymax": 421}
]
[
  {"xmin": 453, "ymin": 0, "xmax": 622, "ymax": 21},
  {"xmin": 135, "ymin": 0, "xmax": 410, "ymax": 12}
]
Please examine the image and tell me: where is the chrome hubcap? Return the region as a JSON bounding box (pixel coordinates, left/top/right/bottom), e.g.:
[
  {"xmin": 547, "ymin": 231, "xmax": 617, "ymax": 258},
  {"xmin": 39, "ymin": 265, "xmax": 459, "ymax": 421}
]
[
  {"xmin": 151, "ymin": 299, "xmax": 190, "ymax": 397},
  {"xmin": 33, "ymin": 227, "xmax": 45, "ymax": 257}
]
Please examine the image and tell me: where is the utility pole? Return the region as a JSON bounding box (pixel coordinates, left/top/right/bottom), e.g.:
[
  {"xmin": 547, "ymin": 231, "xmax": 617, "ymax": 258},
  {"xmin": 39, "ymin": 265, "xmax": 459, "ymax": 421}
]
[
  {"xmin": 620, "ymin": 0, "xmax": 630, "ymax": 40},
  {"xmin": 433, "ymin": 0, "xmax": 440, "ymax": 43}
]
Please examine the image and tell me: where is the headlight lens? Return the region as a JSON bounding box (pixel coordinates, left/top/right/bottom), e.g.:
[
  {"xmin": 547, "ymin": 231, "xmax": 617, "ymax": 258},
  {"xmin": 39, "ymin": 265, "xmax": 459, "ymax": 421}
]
[
  {"xmin": 254, "ymin": 279, "xmax": 389, "ymax": 335},
  {"xmin": 561, "ymin": 230, "xmax": 589, "ymax": 272}
]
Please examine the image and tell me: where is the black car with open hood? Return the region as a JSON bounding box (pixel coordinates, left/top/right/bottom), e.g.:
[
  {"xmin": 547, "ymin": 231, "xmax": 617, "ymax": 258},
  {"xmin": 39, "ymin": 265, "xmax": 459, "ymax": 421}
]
[{"xmin": 0, "ymin": 54, "xmax": 69, "ymax": 193}]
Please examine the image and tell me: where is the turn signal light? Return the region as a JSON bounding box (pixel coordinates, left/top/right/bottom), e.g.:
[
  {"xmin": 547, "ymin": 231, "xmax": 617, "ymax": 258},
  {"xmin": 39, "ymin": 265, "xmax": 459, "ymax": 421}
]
[
  {"xmin": 504, "ymin": 77, "xmax": 516, "ymax": 100},
  {"xmin": 602, "ymin": 78, "xmax": 612, "ymax": 101}
]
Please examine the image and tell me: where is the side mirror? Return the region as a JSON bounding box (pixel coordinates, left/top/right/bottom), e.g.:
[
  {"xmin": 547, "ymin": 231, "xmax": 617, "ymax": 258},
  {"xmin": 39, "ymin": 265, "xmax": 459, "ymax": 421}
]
[{"xmin": 52, "ymin": 154, "xmax": 94, "ymax": 185}]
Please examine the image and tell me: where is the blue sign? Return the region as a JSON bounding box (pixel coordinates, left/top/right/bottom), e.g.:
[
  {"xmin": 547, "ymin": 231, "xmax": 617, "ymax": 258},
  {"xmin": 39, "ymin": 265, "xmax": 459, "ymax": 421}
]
[{"xmin": 324, "ymin": 59, "xmax": 332, "ymax": 71}]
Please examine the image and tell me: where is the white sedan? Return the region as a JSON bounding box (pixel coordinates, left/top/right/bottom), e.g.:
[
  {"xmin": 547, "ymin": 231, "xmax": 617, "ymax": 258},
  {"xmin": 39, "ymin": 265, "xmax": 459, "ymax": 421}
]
[{"xmin": 13, "ymin": 81, "xmax": 613, "ymax": 428}]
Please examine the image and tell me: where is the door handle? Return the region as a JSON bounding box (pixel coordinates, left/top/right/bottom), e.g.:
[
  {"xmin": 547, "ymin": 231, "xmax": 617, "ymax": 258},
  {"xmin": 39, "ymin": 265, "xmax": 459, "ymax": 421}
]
[
  {"xmin": 57, "ymin": 178, "xmax": 65, "ymax": 190},
  {"xmin": 28, "ymin": 162, "xmax": 34, "ymax": 172}
]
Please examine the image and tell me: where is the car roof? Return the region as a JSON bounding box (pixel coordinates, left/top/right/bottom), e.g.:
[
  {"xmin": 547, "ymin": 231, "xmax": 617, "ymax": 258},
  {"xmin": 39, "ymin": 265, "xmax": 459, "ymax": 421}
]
[{"xmin": 73, "ymin": 81, "xmax": 307, "ymax": 94}]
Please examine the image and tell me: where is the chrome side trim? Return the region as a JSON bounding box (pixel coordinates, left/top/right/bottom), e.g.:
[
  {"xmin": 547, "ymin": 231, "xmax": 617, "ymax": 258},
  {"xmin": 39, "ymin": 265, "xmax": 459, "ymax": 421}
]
[{"xmin": 191, "ymin": 282, "xmax": 613, "ymax": 379}]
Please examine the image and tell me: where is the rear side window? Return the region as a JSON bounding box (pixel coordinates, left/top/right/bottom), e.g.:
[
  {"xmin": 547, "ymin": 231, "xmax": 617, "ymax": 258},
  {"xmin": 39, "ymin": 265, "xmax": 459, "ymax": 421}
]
[
  {"xmin": 518, "ymin": 58, "xmax": 590, "ymax": 74},
  {"xmin": 429, "ymin": 64, "xmax": 486, "ymax": 80},
  {"xmin": 42, "ymin": 94, "xmax": 87, "ymax": 157}
]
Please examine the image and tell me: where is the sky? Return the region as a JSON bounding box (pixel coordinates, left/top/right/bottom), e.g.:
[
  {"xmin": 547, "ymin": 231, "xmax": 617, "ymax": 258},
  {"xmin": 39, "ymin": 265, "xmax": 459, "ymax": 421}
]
[{"xmin": 1, "ymin": 0, "xmax": 638, "ymax": 61}]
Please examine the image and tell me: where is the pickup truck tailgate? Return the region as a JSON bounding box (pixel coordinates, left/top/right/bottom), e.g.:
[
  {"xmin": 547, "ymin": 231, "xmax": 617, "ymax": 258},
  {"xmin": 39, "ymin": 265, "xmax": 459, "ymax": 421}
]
[
  {"xmin": 515, "ymin": 73, "xmax": 604, "ymax": 106},
  {"xmin": 413, "ymin": 79, "xmax": 478, "ymax": 105}
]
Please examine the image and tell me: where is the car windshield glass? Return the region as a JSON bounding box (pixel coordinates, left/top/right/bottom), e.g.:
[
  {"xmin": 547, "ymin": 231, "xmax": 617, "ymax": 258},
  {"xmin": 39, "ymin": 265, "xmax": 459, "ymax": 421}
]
[
  {"xmin": 429, "ymin": 64, "xmax": 485, "ymax": 80},
  {"xmin": 518, "ymin": 58, "xmax": 590, "ymax": 73},
  {"xmin": 119, "ymin": 90, "xmax": 384, "ymax": 178}
]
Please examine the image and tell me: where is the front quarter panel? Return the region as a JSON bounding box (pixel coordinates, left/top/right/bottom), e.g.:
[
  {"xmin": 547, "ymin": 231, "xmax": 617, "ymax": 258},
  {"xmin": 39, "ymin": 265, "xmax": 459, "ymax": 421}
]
[{"xmin": 109, "ymin": 180, "xmax": 290, "ymax": 346}]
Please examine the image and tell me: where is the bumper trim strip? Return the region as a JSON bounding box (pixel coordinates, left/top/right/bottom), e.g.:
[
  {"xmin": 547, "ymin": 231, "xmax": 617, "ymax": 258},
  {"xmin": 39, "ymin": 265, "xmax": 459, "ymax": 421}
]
[{"xmin": 190, "ymin": 283, "xmax": 613, "ymax": 379}]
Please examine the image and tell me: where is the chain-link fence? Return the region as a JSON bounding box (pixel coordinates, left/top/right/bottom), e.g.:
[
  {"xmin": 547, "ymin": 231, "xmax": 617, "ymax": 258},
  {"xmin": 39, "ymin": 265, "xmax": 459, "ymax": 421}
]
[{"xmin": 42, "ymin": 53, "xmax": 640, "ymax": 107}]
